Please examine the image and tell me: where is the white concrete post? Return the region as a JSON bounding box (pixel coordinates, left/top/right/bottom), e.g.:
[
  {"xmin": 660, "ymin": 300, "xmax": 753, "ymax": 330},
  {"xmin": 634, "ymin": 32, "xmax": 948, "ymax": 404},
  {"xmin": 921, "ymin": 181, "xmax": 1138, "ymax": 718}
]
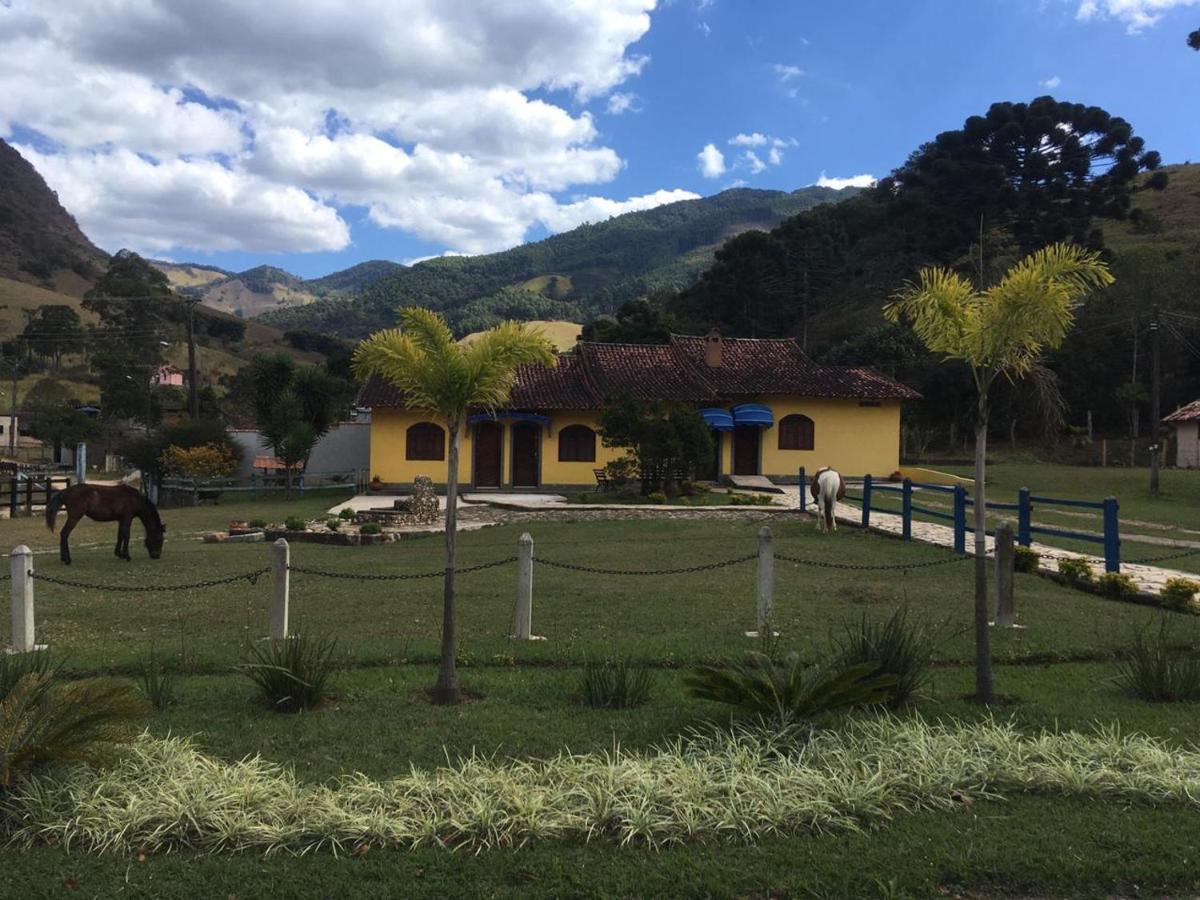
[
  {"xmin": 751, "ymin": 526, "xmax": 774, "ymax": 637},
  {"xmin": 75, "ymin": 442, "xmax": 87, "ymax": 484},
  {"xmin": 513, "ymin": 532, "xmax": 534, "ymax": 640},
  {"xmin": 994, "ymin": 522, "xmax": 1016, "ymax": 628},
  {"xmin": 270, "ymin": 538, "xmax": 290, "ymax": 640},
  {"xmin": 9, "ymin": 545, "xmax": 38, "ymax": 653}
]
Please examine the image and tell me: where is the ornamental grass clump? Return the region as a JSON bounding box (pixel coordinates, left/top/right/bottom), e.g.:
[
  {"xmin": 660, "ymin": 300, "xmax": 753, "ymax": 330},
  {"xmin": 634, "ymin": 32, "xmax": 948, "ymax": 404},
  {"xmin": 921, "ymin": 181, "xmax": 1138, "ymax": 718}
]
[
  {"xmin": 578, "ymin": 657, "xmax": 654, "ymax": 709},
  {"xmin": 137, "ymin": 653, "xmax": 176, "ymax": 712},
  {"xmin": 239, "ymin": 634, "xmax": 339, "ymax": 713},
  {"xmin": 0, "ymin": 650, "xmax": 61, "ymax": 702},
  {"xmin": 11, "ymin": 717, "xmax": 1200, "ymax": 855},
  {"xmin": 1098, "ymin": 571, "xmax": 1138, "ymax": 600},
  {"xmin": 1057, "ymin": 556, "xmax": 1094, "ymax": 585},
  {"xmin": 1013, "ymin": 546, "xmax": 1039, "ymax": 574},
  {"xmin": 1114, "ymin": 617, "xmax": 1200, "ymax": 702},
  {"xmin": 831, "ymin": 606, "xmax": 936, "ymax": 708},
  {"xmin": 684, "ymin": 653, "xmax": 897, "ymax": 722},
  {"xmin": 1161, "ymin": 578, "xmax": 1200, "ymax": 613}
]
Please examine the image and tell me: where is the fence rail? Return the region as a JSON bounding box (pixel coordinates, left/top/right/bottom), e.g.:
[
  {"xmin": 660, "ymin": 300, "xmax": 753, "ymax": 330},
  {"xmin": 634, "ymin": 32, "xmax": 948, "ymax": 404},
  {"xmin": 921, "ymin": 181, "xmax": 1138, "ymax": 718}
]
[
  {"xmin": 840, "ymin": 475, "xmax": 1121, "ymax": 572},
  {"xmin": 1, "ymin": 473, "xmax": 74, "ymax": 519}
]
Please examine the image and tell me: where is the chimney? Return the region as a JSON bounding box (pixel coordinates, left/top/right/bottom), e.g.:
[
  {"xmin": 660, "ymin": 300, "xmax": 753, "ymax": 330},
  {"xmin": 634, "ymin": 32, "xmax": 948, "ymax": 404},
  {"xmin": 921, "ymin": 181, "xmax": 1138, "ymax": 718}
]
[{"xmin": 704, "ymin": 329, "xmax": 723, "ymax": 368}]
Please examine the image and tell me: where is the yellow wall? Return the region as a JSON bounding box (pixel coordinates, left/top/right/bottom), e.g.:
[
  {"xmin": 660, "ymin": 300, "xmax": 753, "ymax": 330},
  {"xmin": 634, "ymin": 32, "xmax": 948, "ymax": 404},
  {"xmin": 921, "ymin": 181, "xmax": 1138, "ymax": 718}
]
[{"xmin": 369, "ymin": 398, "xmax": 900, "ymax": 488}]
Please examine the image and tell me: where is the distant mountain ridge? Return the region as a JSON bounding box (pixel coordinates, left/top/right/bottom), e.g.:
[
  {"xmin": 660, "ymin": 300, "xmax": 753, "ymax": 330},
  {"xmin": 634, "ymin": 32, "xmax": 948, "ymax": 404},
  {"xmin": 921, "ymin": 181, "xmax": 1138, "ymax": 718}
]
[{"xmin": 259, "ymin": 185, "xmax": 859, "ymax": 338}]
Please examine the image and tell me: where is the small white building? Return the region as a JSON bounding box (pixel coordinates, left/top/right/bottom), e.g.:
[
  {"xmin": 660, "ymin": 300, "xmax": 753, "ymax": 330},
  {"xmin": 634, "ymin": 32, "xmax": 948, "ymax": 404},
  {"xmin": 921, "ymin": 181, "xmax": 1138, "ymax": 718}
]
[{"xmin": 1164, "ymin": 400, "xmax": 1200, "ymax": 468}]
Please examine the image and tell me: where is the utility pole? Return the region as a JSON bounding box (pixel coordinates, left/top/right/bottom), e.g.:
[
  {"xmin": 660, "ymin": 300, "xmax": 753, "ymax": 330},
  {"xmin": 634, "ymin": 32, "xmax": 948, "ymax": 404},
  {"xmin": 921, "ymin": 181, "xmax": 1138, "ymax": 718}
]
[
  {"xmin": 1150, "ymin": 306, "xmax": 1161, "ymax": 496},
  {"xmin": 185, "ymin": 298, "xmax": 199, "ymax": 420}
]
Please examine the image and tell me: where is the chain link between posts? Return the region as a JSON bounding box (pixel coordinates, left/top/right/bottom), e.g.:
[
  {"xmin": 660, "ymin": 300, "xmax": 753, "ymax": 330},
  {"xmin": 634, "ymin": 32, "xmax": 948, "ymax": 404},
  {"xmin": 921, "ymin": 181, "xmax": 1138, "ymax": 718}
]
[
  {"xmin": 29, "ymin": 567, "xmax": 270, "ymax": 592},
  {"xmin": 535, "ymin": 553, "xmax": 758, "ymax": 576},
  {"xmin": 287, "ymin": 556, "xmax": 517, "ymax": 581}
]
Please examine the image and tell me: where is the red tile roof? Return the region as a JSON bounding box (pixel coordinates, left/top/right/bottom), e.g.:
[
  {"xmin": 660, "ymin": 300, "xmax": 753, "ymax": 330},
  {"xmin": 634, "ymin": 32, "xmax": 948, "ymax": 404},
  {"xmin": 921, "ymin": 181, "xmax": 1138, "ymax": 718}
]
[
  {"xmin": 357, "ymin": 333, "xmax": 919, "ymax": 410},
  {"xmin": 1164, "ymin": 400, "xmax": 1200, "ymax": 424}
]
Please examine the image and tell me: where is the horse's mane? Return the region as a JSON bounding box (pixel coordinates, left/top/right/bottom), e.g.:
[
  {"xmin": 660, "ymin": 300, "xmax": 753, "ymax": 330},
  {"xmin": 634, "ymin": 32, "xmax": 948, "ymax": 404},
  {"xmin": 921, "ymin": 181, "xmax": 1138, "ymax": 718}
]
[{"xmin": 142, "ymin": 495, "xmax": 165, "ymax": 531}]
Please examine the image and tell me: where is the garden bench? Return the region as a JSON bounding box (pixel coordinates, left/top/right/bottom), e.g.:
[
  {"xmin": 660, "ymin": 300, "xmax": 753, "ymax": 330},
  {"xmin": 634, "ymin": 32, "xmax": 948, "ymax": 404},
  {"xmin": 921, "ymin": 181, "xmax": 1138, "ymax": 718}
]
[{"xmin": 593, "ymin": 469, "xmax": 610, "ymax": 492}]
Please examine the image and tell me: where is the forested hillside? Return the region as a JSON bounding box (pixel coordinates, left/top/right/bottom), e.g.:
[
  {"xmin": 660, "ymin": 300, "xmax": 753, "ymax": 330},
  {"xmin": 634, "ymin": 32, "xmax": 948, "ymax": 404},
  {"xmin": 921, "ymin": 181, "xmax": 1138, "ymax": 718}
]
[{"xmin": 260, "ymin": 185, "xmax": 855, "ymax": 337}]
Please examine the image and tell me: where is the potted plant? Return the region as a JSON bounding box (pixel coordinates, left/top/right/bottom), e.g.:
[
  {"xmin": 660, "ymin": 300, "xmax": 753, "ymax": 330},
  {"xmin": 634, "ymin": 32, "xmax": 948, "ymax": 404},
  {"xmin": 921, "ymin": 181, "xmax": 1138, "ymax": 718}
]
[
  {"xmin": 368, "ymin": 474, "xmax": 384, "ymax": 492},
  {"xmin": 228, "ymin": 519, "xmax": 248, "ymax": 532}
]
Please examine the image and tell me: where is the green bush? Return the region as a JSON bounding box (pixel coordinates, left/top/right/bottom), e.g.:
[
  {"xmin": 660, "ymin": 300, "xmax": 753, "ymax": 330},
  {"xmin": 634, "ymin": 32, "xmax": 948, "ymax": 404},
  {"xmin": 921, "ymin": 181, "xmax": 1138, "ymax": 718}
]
[
  {"xmin": 684, "ymin": 653, "xmax": 897, "ymax": 722},
  {"xmin": 283, "ymin": 516, "xmax": 307, "ymax": 532},
  {"xmin": 0, "ymin": 674, "xmax": 147, "ymax": 789},
  {"xmin": 0, "ymin": 650, "xmax": 61, "ymax": 703},
  {"xmin": 325, "ymin": 518, "xmax": 340, "ymax": 532},
  {"xmin": 1160, "ymin": 578, "xmax": 1200, "ymax": 612},
  {"xmin": 247, "ymin": 518, "xmax": 268, "ymax": 529},
  {"xmin": 831, "ymin": 606, "xmax": 935, "ymax": 708},
  {"xmin": 239, "ymin": 634, "xmax": 339, "ymax": 713},
  {"xmin": 646, "ymin": 491, "xmax": 667, "ymax": 504},
  {"xmin": 1098, "ymin": 571, "xmax": 1138, "ymax": 600},
  {"xmin": 137, "ymin": 654, "xmax": 176, "ymax": 712},
  {"xmin": 337, "ymin": 507, "xmax": 354, "ymax": 520},
  {"xmin": 359, "ymin": 522, "xmax": 382, "ymax": 535},
  {"xmin": 1013, "ymin": 546, "xmax": 1039, "ymax": 574},
  {"xmin": 1057, "ymin": 557, "xmax": 1094, "ymax": 584},
  {"xmin": 578, "ymin": 657, "xmax": 654, "ymax": 709},
  {"xmin": 1115, "ymin": 618, "xmax": 1200, "ymax": 702}
]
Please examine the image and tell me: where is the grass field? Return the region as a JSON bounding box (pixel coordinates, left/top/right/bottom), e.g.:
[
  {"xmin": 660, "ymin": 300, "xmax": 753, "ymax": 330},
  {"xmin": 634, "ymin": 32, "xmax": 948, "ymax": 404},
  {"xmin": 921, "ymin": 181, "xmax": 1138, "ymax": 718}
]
[{"xmin": 4, "ymin": 493, "xmax": 1200, "ymax": 897}]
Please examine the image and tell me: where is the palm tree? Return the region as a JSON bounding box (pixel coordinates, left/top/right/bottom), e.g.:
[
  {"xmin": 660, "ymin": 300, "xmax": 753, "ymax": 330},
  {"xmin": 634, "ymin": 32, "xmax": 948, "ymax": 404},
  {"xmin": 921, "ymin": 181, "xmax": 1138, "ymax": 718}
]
[
  {"xmin": 353, "ymin": 309, "xmax": 555, "ymax": 704},
  {"xmin": 884, "ymin": 243, "xmax": 1113, "ymax": 703}
]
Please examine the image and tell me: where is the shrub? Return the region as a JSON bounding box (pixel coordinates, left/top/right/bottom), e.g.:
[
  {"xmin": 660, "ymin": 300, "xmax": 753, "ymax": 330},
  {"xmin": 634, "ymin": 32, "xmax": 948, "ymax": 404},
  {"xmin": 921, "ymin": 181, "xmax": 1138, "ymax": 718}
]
[
  {"xmin": 0, "ymin": 650, "xmax": 61, "ymax": 703},
  {"xmin": 831, "ymin": 606, "xmax": 934, "ymax": 708},
  {"xmin": 1114, "ymin": 618, "xmax": 1200, "ymax": 702},
  {"xmin": 1057, "ymin": 557, "xmax": 1094, "ymax": 584},
  {"xmin": 137, "ymin": 655, "xmax": 176, "ymax": 712},
  {"xmin": 0, "ymin": 674, "xmax": 147, "ymax": 789},
  {"xmin": 684, "ymin": 653, "xmax": 897, "ymax": 722},
  {"xmin": 646, "ymin": 491, "xmax": 667, "ymax": 504},
  {"xmin": 325, "ymin": 518, "xmax": 340, "ymax": 532},
  {"xmin": 578, "ymin": 658, "xmax": 654, "ymax": 709},
  {"xmin": 1013, "ymin": 546, "xmax": 1039, "ymax": 574},
  {"xmin": 730, "ymin": 493, "xmax": 773, "ymax": 506},
  {"xmin": 1161, "ymin": 578, "xmax": 1200, "ymax": 612},
  {"xmin": 360, "ymin": 522, "xmax": 382, "ymax": 536},
  {"xmin": 604, "ymin": 455, "xmax": 638, "ymax": 487},
  {"xmin": 159, "ymin": 443, "xmax": 237, "ymax": 478},
  {"xmin": 283, "ymin": 516, "xmax": 307, "ymax": 532},
  {"xmin": 247, "ymin": 518, "xmax": 268, "ymax": 529},
  {"xmin": 337, "ymin": 507, "xmax": 354, "ymax": 520},
  {"xmin": 239, "ymin": 635, "xmax": 339, "ymax": 713},
  {"xmin": 1098, "ymin": 571, "xmax": 1138, "ymax": 600}
]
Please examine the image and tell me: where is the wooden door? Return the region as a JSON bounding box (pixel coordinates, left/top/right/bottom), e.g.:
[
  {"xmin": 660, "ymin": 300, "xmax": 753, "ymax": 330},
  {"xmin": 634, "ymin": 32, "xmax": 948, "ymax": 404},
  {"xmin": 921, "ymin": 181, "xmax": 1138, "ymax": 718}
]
[
  {"xmin": 733, "ymin": 427, "xmax": 760, "ymax": 476},
  {"xmin": 473, "ymin": 422, "xmax": 502, "ymax": 488},
  {"xmin": 511, "ymin": 423, "xmax": 541, "ymax": 487}
]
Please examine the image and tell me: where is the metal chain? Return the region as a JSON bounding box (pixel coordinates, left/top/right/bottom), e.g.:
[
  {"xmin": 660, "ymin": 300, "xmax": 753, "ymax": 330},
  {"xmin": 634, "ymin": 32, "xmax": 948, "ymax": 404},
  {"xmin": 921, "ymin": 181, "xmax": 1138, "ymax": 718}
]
[
  {"xmin": 774, "ymin": 551, "xmax": 971, "ymax": 571},
  {"xmin": 536, "ymin": 553, "xmax": 758, "ymax": 576},
  {"xmin": 1123, "ymin": 547, "xmax": 1200, "ymax": 566},
  {"xmin": 287, "ymin": 556, "xmax": 517, "ymax": 581},
  {"xmin": 29, "ymin": 567, "xmax": 270, "ymax": 592}
]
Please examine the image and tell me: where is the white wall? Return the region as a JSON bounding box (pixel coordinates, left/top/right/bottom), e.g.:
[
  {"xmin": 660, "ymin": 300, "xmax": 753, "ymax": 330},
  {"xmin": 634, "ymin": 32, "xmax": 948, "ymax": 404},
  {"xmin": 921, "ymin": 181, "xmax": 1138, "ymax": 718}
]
[{"xmin": 1176, "ymin": 422, "xmax": 1199, "ymax": 468}]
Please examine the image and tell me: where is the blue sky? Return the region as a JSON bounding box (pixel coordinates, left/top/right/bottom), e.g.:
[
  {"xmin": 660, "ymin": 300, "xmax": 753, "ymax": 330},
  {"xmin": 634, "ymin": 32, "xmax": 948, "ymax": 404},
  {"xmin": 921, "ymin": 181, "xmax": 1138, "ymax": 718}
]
[{"xmin": 2, "ymin": 0, "xmax": 1196, "ymax": 278}]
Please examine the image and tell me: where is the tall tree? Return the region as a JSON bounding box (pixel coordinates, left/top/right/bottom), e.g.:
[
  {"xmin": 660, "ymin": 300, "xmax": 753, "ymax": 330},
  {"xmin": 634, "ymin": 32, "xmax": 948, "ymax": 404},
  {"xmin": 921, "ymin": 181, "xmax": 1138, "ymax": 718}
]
[
  {"xmin": 20, "ymin": 305, "xmax": 83, "ymax": 369},
  {"xmin": 245, "ymin": 353, "xmax": 346, "ymax": 496},
  {"xmin": 884, "ymin": 243, "xmax": 1113, "ymax": 704},
  {"xmin": 353, "ymin": 309, "xmax": 554, "ymax": 705},
  {"xmin": 882, "ymin": 98, "xmax": 1163, "ymax": 257},
  {"xmin": 1188, "ymin": 28, "xmax": 1199, "ymax": 50}
]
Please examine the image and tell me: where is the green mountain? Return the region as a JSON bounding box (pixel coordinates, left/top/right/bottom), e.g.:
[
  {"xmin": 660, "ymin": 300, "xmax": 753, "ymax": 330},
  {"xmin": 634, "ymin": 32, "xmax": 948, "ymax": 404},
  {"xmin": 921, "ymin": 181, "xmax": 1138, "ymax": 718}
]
[
  {"xmin": 304, "ymin": 260, "xmax": 406, "ymax": 295},
  {"xmin": 260, "ymin": 185, "xmax": 858, "ymax": 338}
]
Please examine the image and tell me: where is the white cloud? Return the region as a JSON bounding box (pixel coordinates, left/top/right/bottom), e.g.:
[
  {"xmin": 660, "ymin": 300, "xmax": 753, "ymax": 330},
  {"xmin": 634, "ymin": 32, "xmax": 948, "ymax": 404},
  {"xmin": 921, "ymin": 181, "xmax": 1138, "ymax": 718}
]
[
  {"xmin": 697, "ymin": 21, "xmax": 711, "ymax": 36},
  {"xmin": 742, "ymin": 151, "xmax": 766, "ymax": 174},
  {"xmin": 1039, "ymin": 75, "xmax": 1062, "ymax": 88},
  {"xmin": 729, "ymin": 132, "xmax": 769, "ymax": 147},
  {"xmin": 773, "ymin": 63, "xmax": 805, "ymax": 81},
  {"xmin": 725, "ymin": 133, "xmax": 792, "ymax": 170},
  {"xmin": 0, "ymin": 0, "xmax": 682, "ymax": 257},
  {"xmin": 697, "ymin": 143, "xmax": 726, "ymax": 178},
  {"xmin": 1076, "ymin": 0, "xmax": 1198, "ymax": 31},
  {"xmin": 815, "ymin": 171, "xmax": 876, "ymax": 190},
  {"xmin": 768, "ymin": 145, "xmax": 783, "ymax": 166},
  {"xmin": 539, "ymin": 189, "xmax": 700, "ymax": 233},
  {"xmin": 606, "ymin": 92, "xmax": 638, "ymax": 115}
]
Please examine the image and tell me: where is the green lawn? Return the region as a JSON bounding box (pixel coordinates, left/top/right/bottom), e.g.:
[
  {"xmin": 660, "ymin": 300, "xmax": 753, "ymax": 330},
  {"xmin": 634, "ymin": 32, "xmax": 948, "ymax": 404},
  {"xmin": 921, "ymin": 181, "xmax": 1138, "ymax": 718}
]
[{"xmin": 5, "ymin": 499, "xmax": 1200, "ymax": 897}]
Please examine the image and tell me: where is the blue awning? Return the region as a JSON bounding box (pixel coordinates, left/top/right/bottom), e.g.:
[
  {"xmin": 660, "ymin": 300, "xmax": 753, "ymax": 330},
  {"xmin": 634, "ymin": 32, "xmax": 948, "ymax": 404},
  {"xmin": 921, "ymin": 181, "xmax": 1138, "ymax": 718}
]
[
  {"xmin": 467, "ymin": 411, "xmax": 551, "ymax": 427},
  {"xmin": 732, "ymin": 403, "xmax": 774, "ymax": 427},
  {"xmin": 698, "ymin": 407, "xmax": 734, "ymax": 431}
]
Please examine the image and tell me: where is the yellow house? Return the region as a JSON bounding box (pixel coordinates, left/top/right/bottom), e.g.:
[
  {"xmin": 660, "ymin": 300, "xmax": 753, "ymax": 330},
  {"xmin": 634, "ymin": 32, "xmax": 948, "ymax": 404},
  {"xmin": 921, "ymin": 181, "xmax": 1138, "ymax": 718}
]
[{"xmin": 358, "ymin": 331, "xmax": 919, "ymax": 490}]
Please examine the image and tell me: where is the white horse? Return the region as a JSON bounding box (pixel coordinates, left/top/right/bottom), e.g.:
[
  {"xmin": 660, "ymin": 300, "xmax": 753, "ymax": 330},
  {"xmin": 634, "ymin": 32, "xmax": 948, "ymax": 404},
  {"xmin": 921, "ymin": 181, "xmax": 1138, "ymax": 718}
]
[{"xmin": 810, "ymin": 466, "xmax": 846, "ymax": 533}]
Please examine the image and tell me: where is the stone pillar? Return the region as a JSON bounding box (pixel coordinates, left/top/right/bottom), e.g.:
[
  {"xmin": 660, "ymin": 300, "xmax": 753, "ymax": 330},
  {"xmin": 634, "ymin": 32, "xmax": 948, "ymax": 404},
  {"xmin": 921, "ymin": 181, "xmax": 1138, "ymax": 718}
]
[
  {"xmin": 513, "ymin": 532, "xmax": 534, "ymax": 640},
  {"xmin": 9, "ymin": 545, "xmax": 38, "ymax": 653},
  {"xmin": 994, "ymin": 522, "xmax": 1016, "ymax": 628},
  {"xmin": 753, "ymin": 526, "xmax": 774, "ymax": 636},
  {"xmin": 270, "ymin": 538, "xmax": 290, "ymax": 640}
]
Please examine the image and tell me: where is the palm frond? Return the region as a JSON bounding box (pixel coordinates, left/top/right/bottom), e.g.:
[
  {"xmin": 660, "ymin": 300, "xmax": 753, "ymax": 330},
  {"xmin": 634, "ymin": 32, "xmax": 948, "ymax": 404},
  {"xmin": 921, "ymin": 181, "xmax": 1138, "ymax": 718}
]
[
  {"xmin": 398, "ymin": 307, "xmax": 456, "ymax": 357},
  {"xmin": 883, "ymin": 268, "xmax": 978, "ymax": 361}
]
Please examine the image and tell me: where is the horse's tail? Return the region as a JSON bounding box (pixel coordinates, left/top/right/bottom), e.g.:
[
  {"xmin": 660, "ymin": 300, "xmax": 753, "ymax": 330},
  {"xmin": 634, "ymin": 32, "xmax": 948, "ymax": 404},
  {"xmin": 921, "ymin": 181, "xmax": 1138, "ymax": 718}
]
[
  {"xmin": 823, "ymin": 495, "xmax": 835, "ymax": 532},
  {"xmin": 45, "ymin": 487, "xmax": 68, "ymax": 532}
]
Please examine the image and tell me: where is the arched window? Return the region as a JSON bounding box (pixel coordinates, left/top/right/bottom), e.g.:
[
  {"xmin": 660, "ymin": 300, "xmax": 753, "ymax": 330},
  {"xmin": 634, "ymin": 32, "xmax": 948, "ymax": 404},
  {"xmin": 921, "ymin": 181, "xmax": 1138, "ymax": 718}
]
[
  {"xmin": 558, "ymin": 424, "xmax": 597, "ymax": 462},
  {"xmin": 406, "ymin": 422, "xmax": 445, "ymax": 461},
  {"xmin": 778, "ymin": 414, "xmax": 815, "ymax": 451}
]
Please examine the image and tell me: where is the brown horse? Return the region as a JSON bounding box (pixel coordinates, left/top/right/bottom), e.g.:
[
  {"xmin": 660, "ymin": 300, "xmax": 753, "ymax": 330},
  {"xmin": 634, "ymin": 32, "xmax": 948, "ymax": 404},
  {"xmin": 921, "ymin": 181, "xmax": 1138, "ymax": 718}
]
[{"xmin": 46, "ymin": 484, "xmax": 166, "ymax": 565}]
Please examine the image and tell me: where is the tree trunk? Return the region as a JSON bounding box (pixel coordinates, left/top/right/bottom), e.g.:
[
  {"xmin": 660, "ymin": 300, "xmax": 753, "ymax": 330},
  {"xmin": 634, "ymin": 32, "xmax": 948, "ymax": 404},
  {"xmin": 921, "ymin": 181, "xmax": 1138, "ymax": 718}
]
[
  {"xmin": 285, "ymin": 464, "xmax": 293, "ymax": 501},
  {"xmin": 973, "ymin": 397, "xmax": 995, "ymax": 703},
  {"xmin": 431, "ymin": 417, "xmax": 463, "ymax": 705}
]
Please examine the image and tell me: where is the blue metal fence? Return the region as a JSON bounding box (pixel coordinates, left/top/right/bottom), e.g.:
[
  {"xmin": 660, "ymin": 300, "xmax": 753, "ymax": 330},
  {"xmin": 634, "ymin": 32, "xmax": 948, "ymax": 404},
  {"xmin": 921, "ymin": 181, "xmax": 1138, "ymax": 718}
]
[{"xmin": 838, "ymin": 475, "xmax": 1121, "ymax": 572}]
